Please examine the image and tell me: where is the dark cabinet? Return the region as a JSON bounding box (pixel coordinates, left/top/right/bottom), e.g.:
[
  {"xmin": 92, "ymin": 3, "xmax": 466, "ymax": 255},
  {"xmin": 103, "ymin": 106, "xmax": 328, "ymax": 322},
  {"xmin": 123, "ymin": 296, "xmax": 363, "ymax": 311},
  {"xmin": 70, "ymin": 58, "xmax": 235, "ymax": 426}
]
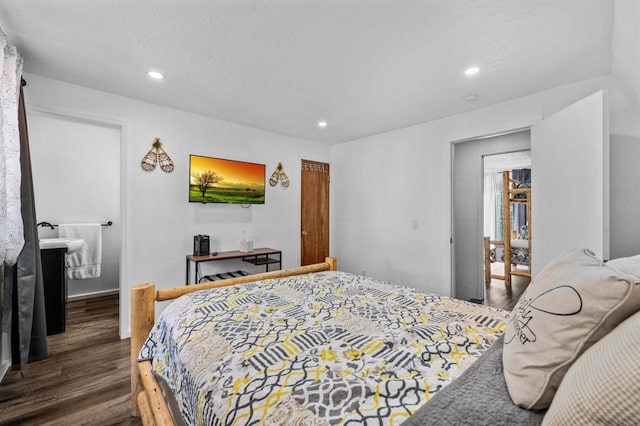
[{"xmin": 41, "ymin": 248, "xmax": 67, "ymax": 335}]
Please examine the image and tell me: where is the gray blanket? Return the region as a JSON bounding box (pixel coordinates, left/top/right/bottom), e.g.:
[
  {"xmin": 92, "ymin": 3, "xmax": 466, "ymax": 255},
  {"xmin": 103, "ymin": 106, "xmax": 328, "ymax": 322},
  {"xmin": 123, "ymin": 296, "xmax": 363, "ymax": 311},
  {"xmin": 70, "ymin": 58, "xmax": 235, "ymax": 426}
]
[{"xmin": 403, "ymin": 336, "xmax": 545, "ymax": 426}]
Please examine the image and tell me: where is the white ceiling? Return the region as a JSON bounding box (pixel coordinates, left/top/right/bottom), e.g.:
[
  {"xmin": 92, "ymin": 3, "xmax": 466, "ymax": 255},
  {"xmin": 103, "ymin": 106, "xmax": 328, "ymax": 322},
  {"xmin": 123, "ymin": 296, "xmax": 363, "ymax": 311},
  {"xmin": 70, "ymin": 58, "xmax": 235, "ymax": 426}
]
[
  {"xmin": 484, "ymin": 151, "xmax": 531, "ymax": 174},
  {"xmin": 0, "ymin": 0, "xmax": 614, "ymax": 144}
]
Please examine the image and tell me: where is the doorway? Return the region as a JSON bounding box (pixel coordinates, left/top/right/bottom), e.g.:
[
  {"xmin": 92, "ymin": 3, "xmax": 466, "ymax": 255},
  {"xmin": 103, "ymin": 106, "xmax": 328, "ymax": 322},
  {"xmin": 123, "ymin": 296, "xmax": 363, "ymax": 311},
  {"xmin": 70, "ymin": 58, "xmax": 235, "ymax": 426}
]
[
  {"xmin": 300, "ymin": 159, "xmax": 330, "ymax": 265},
  {"xmin": 482, "ymin": 152, "xmax": 532, "ymax": 310},
  {"xmin": 453, "ymin": 91, "xmax": 608, "ymax": 305},
  {"xmin": 452, "ymin": 130, "xmax": 531, "ymax": 301},
  {"xmin": 28, "ymin": 112, "xmax": 122, "ymax": 325}
]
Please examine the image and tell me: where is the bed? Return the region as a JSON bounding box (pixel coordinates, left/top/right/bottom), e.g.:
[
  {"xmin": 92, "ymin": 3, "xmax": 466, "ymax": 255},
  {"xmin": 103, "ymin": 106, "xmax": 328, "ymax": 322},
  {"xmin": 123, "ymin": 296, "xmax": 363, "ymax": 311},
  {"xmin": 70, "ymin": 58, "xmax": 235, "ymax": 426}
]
[
  {"xmin": 130, "ymin": 258, "xmax": 509, "ymax": 425},
  {"xmin": 489, "ymin": 238, "xmax": 529, "ymax": 266}
]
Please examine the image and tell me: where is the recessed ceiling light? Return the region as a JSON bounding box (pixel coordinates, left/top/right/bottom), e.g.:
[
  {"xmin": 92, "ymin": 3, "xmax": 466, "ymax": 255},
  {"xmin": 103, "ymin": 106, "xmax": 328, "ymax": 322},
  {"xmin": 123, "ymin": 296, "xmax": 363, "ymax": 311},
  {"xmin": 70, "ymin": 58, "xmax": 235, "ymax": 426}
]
[
  {"xmin": 318, "ymin": 121, "xmax": 327, "ymax": 128},
  {"xmin": 464, "ymin": 66, "xmax": 480, "ymax": 76},
  {"xmin": 147, "ymin": 70, "xmax": 165, "ymax": 80}
]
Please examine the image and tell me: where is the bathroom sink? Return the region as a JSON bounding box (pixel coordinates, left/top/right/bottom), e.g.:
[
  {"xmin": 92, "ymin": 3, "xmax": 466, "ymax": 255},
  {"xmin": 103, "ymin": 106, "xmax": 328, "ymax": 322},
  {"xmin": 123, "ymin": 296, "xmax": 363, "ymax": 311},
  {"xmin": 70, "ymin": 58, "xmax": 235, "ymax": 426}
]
[{"xmin": 39, "ymin": 238, "xmax": 84, "ymax": 254}]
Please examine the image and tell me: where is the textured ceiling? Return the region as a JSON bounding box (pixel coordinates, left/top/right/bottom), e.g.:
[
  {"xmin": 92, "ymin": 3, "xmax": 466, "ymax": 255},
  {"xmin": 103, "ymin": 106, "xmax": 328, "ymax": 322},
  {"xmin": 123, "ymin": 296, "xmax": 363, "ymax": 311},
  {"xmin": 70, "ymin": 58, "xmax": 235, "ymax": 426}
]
[
  {"xmin": 484, "ymin": 151, "xmax": 531, "ymax": 174},
  {"xmin": 0, "ymin": 0, "xmax": 614, "ymax": 143}
]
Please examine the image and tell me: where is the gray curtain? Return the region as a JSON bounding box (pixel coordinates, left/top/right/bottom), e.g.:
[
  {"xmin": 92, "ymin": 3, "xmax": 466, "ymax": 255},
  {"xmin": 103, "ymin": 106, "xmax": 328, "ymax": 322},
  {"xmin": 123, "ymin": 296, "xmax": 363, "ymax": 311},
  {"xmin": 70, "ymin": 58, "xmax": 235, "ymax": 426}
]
[{"xmin": 1, "ymin": 82, "xmax": 48, "ymax": 369}]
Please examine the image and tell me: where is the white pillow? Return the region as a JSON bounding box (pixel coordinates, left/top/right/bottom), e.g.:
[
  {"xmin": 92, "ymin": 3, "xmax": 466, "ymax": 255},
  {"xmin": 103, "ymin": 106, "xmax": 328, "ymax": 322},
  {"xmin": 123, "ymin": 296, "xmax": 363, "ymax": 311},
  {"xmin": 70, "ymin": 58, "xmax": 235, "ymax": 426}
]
[
  {"xmin": 607, "ymin": 254, "xmax": 640, "ymax": 283},
  {"xmin": 502, "ymin": 249, "xmax": 640, "ymax": 410}
]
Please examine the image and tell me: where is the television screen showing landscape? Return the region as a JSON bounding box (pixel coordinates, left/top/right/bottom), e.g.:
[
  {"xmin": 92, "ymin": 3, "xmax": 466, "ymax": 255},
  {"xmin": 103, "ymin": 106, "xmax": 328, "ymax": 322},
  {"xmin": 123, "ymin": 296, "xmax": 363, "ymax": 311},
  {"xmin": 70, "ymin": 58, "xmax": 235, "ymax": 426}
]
[{"xmin": 189, "ymin": 155, "xmax": 266, "ymax": 204}]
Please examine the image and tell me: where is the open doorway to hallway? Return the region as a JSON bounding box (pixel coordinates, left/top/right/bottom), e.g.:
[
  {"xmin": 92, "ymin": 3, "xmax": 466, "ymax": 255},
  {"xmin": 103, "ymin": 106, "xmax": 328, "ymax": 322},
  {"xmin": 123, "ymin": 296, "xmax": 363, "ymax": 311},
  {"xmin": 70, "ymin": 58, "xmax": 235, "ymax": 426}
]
[
  {"xmin": 482, "ymin": 151, "xmax": 531, "ymax": 310},
  {"xmin": 452, "ymin": 129, "xmax": 530, "ymax": 306}
]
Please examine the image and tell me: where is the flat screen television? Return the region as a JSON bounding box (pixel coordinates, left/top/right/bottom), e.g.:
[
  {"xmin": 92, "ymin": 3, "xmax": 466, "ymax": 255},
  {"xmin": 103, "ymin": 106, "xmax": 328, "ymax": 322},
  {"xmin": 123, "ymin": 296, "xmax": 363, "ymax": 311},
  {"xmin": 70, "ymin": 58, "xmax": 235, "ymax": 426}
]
[{"xmin": 189, "ymin": 155, "xmax": 266, "ymax": 204}]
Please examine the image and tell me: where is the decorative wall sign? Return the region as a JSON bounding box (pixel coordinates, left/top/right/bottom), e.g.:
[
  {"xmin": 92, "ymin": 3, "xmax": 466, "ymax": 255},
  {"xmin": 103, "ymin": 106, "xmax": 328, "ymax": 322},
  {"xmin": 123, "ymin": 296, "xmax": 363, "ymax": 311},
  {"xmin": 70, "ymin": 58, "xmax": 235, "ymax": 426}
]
[
  {"xmin": 301, "ymin": 161, "xmax": 327, "ymax": 173},
  {"xmin": 141, "ymin": 137, "xmax": 174, "ymax": 173},
  {"xmin": 269, "ymin": 162, "xmax": 290, "ymax": 189}
]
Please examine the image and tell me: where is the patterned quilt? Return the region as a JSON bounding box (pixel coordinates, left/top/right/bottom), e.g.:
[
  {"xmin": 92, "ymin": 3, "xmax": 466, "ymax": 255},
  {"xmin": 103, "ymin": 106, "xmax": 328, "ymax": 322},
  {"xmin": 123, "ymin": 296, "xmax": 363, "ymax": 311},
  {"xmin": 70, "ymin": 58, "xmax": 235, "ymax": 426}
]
[
  {"xmin": 139, "ymin": 271, "xmax": 508, "ymax": 425},
  {"xmin": 490, "ymin": 245, "xmax": 530, "ymax": 266}
]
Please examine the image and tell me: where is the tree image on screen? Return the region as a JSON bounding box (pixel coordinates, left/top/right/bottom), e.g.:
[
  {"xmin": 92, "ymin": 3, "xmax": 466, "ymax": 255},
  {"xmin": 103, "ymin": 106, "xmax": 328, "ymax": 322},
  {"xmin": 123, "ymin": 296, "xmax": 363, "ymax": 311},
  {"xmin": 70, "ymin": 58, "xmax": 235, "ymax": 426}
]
[
  {"xmin": 192, "ymin": 170, "xmax": 223, "ymax": 198},
  {"xmin": 189, "ymin": 155, "xmax": 266, "ymax": 204}
]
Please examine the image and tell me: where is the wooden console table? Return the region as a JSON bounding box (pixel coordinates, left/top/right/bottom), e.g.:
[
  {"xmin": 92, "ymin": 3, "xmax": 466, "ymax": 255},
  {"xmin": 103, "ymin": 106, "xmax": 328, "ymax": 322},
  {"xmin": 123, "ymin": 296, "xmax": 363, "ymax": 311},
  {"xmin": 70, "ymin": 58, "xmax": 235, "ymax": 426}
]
[{"xmin": 185, "ymin": 248, "xmax": 282, "ymax": 284}]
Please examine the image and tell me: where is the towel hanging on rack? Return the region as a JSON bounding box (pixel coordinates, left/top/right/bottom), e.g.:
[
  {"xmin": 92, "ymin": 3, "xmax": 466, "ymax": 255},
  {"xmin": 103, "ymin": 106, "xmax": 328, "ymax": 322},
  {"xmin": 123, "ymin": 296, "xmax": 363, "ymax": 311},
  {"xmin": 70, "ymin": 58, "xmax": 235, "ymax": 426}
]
[{"xmin": 59, "ymin": 223, "xmax": 102, "ymax": 279}]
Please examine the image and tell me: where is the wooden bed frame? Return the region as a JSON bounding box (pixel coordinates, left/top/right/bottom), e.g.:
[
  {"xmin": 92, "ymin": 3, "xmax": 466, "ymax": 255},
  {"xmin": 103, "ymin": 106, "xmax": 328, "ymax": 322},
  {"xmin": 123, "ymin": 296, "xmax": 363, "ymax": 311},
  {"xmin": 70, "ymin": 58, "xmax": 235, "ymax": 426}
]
[{"xmin": 130, "ymin": 257, "xmax": 338, "ymax": 425}]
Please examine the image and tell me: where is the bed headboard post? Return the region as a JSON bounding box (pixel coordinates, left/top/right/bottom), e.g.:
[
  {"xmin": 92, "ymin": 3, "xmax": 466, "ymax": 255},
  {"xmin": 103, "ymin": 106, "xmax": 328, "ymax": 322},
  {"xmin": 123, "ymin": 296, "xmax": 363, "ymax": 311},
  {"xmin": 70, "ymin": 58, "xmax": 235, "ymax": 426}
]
[
  {"xmin": 326, "ymin": 257, "xmax": 337, "ymax": 271},
  {"xmin": 131, "ymin": 283, "xmax": 156, "ymax": 416}
]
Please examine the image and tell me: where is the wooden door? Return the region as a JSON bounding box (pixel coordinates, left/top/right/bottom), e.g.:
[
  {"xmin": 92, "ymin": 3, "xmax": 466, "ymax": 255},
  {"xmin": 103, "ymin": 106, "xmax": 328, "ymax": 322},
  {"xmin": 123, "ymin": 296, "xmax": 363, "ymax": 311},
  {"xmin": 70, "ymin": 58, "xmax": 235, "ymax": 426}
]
[
  {"xmin": 531, "ymin": 90, "xmax": 608, "ymax": 275},
  {"xmin": 301, "ymin": 160, "xmax": 330, "ymax": 265}
]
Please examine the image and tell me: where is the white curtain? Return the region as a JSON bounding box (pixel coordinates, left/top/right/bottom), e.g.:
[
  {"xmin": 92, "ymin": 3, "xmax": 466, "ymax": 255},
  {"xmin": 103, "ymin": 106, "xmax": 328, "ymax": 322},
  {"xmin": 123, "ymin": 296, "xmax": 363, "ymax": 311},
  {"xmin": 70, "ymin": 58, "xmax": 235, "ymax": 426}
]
[
  {"xmin": 483, "ymin": 172, "xmax": 502, "ymax": 240},
  {"xmin": 0, "ymin": 29, "xmax": 24, "ymax": 266}
]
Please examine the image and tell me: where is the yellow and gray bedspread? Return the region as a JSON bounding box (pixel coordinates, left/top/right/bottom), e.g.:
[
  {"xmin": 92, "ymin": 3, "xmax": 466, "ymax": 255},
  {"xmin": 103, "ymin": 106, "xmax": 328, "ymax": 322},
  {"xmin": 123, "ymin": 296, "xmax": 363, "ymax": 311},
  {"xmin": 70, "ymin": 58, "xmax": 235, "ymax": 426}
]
[{"xmin": 139, "ymin": 271, "xmax": 508, "ymax": 425}]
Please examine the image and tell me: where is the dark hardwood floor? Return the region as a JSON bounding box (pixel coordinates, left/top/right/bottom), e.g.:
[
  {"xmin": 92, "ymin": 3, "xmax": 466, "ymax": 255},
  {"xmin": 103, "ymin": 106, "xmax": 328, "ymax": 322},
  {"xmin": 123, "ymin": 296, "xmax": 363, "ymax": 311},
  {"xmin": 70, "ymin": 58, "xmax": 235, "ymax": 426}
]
[
  {"xmin": 484, "ymin": 263, "xmax": 530, "ymax": 311},
  {"xmin": 0, "ymin": 294, "xmax": 141, "ymax": 426}
]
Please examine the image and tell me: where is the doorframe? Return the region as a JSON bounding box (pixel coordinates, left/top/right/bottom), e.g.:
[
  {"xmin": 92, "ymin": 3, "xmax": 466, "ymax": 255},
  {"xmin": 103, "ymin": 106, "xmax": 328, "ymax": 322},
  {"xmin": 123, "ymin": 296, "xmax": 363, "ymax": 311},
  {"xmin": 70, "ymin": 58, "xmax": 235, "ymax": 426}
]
[
  {"xmin": 480, "ymin": 148, "xmax": 532, "ymax": 295},
  {"xmin": 449, "ymin": 126, "xmax": 531, "ymax": 299},
  {"xmin": 298, "ymin": 156, "xmax": 331, "ymax": 266},
  {"xmin": 25, "ymin": 103, "xmax": 128, "ymax": 338}
]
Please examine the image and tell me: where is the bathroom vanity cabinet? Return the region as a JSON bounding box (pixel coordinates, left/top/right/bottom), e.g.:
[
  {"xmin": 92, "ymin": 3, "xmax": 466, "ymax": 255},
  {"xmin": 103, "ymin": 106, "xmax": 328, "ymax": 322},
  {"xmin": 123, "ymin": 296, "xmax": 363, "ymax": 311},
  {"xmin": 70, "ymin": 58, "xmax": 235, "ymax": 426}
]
[{"xmin": 40, "ymin": 247, "xmax": 67, "ymax": 335}]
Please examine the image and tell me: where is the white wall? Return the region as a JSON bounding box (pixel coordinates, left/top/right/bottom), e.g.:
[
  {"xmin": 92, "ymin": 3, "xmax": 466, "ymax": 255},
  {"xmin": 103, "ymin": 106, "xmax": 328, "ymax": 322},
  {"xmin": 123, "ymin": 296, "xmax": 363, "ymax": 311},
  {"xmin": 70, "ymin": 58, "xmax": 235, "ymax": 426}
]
[
  {"xmin": 532, "ymin": 91, "xmax": 608, "ymax": 273},
  {"xmin": 610, "ymin": 134, "xmax": 640, "ymax": 258},
  {"xmin": 609, "ymin": 0, "xmax": 640, "ymax": 260},
  {"xmin": 29, "ymin": 115, "xmax": 121, "ymax": 297},
  {"xmin": 332, "ymin": 74, "xmax": 631, "ymax": 296},
  {"xmin": 23, "ymin": 73, "xmax": 330, "ymax": 336},
  {"xmin": 612, "ymin": 0, "xmax": 640, "ymax": 138}
]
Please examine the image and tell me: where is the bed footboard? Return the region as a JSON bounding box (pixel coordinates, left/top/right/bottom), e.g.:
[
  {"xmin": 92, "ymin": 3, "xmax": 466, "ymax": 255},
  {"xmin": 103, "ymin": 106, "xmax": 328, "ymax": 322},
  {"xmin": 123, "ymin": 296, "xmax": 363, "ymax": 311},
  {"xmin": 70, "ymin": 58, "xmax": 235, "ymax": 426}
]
[
  {"xmin": 138, "ymin": 360, "xmax": 173, "ymax": 425},
  {"xmin": 136, "ymin": 389, "xmax": 155, "ymax": 425},
  {"xmin": 131, "ymin": 283, "xmax": 155, "ymax": 418}
]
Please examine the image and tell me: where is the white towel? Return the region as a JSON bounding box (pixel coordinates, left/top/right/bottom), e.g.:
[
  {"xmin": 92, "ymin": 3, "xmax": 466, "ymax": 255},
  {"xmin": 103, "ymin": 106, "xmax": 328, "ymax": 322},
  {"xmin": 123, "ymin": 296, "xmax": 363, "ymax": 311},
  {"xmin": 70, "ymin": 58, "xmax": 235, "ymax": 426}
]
[{"xmin": 59, "ymin": 223, "xmax": 102, "ymax": 279}]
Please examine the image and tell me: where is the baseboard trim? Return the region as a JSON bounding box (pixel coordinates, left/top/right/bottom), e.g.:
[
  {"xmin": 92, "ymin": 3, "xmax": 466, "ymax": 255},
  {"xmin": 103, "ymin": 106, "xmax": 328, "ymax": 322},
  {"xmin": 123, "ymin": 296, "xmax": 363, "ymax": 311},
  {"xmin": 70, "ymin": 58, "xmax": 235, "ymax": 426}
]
[{"xmin": 67, "ymin": 289, "xmax": 119, "ymax": 302}]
